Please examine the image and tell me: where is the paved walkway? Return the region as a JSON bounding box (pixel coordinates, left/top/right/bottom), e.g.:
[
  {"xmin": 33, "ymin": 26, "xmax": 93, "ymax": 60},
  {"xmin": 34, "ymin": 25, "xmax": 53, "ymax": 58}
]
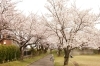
[{"xmin": 28, "ymin": 54, "xmax": 54, "ymax": 66}]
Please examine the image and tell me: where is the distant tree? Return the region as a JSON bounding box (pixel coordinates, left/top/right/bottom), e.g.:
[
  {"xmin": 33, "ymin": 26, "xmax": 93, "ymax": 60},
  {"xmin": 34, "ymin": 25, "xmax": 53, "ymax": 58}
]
[{"xmin": 30, "ymin": 16, "xmax": 50, "ymax": 54}]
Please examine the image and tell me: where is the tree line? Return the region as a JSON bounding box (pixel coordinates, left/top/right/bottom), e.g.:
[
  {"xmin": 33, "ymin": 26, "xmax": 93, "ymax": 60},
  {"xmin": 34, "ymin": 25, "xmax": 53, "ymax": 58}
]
[{"xmin": 0, "ymin": 0, "xmax": 100, "ymax": 65}]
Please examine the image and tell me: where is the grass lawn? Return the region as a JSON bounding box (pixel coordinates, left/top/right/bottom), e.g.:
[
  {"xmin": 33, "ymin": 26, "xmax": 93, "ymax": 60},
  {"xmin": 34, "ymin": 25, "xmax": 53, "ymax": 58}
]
[
  {"xmin": 54, "ymin": 54, "xmax": 100, "ymax": 66},
  {"xmin": 0, "ymin": 54, "xmax": 48, "ymax": 66}
]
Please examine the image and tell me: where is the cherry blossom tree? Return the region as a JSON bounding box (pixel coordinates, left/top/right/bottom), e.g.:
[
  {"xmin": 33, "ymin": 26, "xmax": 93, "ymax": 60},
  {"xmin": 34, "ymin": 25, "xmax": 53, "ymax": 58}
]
[
  {"xmin": 0, "ymin": 0, "xmax": 17, "ymax": 31},
  {"xmin": 45, "ymin": 0, "xmax": 100, "ymax": 65},
  {"xmin": 11, "ymin": 13, "xmax": 50, "ymax": 59}
]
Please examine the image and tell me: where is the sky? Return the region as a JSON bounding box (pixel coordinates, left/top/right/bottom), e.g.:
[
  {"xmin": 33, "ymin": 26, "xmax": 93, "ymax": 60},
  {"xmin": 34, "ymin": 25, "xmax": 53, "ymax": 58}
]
[
  {"xmin": 13, "ymin": 0, "xmax": 100, "ymax": 29},
  {"xmin": 13, "ymin": 0, "xmax": 47, "ymax": 15},
  {"xmin": 13, "ymin": 0, "xmax": 100, "ymax": 15}
]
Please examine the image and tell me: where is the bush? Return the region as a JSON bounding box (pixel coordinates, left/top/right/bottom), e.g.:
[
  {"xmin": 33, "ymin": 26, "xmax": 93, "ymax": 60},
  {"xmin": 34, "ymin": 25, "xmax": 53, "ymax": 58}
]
[{"xmin": 0, "ymin": 45, "xmax": 20, "ymax": 63}]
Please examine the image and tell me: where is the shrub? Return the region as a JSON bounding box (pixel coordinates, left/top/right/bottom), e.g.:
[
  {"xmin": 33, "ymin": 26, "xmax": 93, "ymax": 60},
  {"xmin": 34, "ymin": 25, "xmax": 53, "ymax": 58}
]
[{"xmin": 0, "ymin": 45, "xmax": 20, "ymax": 63}]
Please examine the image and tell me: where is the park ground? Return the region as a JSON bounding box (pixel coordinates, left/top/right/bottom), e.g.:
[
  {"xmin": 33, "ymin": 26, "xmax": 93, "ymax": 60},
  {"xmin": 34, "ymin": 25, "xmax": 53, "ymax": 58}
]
[
  {"xmin": 54, "ymin": 54, "xmax": 100, "ymax": 66},
  {"xmin": 0, "ymin": 53, "xmax": 100, "ymax": 66}
]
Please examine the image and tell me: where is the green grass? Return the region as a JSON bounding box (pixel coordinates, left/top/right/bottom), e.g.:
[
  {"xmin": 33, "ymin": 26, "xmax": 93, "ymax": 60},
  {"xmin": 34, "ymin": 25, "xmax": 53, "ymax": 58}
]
[
  {"xmin": 54, "ymin": 54, "xmax": 100, "ymax": 66},
  {"xmin": 0, "ymin": 54, "xmax": 48, "ymax": 66}
]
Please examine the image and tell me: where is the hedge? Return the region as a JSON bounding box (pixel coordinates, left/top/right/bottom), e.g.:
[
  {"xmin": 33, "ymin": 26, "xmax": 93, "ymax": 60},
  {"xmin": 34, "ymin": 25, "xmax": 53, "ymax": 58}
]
[{"xmin": 0, "ymin": 45, "xmax": 20, "ymax": 63}]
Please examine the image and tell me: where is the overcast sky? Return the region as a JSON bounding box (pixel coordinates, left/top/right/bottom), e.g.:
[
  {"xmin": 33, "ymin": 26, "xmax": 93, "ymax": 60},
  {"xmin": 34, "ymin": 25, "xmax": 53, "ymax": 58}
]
[
  {"xmin": 13, "ymin": 0, "xmax": 100, "ymax": 29},
  {"xmin": 14, "ymin": 0, "xmax": 100, "ymax": 15},
  {"xmin": 14, "ymin": 0, "xmax": 47, "ymax": 15}
]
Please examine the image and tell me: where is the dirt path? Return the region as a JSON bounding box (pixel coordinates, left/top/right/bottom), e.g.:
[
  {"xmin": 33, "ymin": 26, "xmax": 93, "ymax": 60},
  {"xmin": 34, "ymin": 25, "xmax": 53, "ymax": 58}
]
[{"xmin": 28, "ymin": 54, "xmax": 54, "ymax": 66}]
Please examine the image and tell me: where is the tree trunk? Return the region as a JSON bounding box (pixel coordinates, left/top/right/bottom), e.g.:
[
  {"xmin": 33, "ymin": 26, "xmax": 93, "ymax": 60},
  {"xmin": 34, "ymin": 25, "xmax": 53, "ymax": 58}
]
[
  {"xmin": 58, "ymin": 47, "xmax": 62, "ymax": 56},
  {"xmin": 50, "ymin": 49, "xmax": 53, "ymax": 54},
  {"xmin": 98, "ymin": 47, "xmax": 100, "ymax": 54},
  {"xmin": 20, "ymin": 47, "xmax": 24, "ymax": 60},
  {"xmin": 58, "ymin": 50, "xmax": 61, "ymax": 56},
  {"xmin": 44, "ymin": 48, "xmax": 48, "ymax": 53},
  {"xmin": 63, "ymin": 48, "xmax": 70, "ymax": 66}
]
